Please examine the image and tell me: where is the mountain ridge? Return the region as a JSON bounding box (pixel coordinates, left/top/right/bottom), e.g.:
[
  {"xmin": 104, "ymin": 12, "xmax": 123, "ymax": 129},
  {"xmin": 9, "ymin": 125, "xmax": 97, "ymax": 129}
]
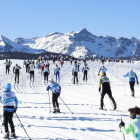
[{"xmin": 1, "ymin": 28, "xmax": 140, "ymax": 58}]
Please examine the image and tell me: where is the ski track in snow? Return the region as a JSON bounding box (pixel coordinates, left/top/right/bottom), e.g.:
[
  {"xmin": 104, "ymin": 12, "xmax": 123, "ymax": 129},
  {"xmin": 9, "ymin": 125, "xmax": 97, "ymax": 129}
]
[{"xmin": 0, "ymin": 60, "xmax": 139, "ymax": 140}]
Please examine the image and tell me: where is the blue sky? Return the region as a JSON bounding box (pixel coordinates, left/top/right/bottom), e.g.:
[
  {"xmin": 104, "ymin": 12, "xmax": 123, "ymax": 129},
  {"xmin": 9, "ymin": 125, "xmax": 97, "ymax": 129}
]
[{"xmin": 0, "ymin": 0, "xmax": 140, "ymax": 40}]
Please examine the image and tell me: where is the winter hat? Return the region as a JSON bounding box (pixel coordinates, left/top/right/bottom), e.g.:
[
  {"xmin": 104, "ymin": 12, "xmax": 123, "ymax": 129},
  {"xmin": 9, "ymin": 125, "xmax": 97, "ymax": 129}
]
[{"xmin": 5, "ymin": 83, "xmax": 11, "ymax": 91}]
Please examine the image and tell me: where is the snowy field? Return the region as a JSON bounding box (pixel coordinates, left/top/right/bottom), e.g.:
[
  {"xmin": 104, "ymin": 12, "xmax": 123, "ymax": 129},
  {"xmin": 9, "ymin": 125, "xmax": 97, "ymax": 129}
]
[{"xmin": 0, "ymin": 59, "xmax": 140, "ymax": 140}]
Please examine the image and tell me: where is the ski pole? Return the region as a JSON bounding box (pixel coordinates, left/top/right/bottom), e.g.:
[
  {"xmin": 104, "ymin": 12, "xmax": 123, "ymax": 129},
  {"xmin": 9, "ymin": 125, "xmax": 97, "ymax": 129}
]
[
  {"xmin": 120, "ymin": 117, "xmax": 125, "ymax": 140},
  {"xmin": 124, "ymin": 77, "xmax": 125, "ymax": 97},
  {"xmin": 0, "ymin": 114, "xmax": 3, "ymax": 124},
  {"xmin": 59, "ymin": 97, "xmax": 74, "ymax": 114},
  {"xmin": 109, "ymin": 91, "xmax": 114, "ymax": 110},
  {"xmin": 10, "ymin": 73, "xmax": 14, "ymax": 84},
  {"xmin": 15, "ymin": 112, "xmax": 31, "ymax": 140},
  {"xmin": 20, "ymin": 71, "xmax": 24, "ymax": 82},
  {"xmin": 48, "ymin": 91, "xmax": 51, "ymax": 113}
]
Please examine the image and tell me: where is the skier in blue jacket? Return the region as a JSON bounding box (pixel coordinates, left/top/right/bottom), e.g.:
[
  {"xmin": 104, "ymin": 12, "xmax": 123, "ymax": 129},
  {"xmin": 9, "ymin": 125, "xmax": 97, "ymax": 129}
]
[
  {"xmin": 72, "ymin": 64, "xmax": 79, "ymax": 84},
  {"xmin": 98, "ymin": 65, "xmax": 107, "ymax": 76},
  {"xmin": 123, "ymin": 68, "xmax": 139, "ymax": 97},
  {"xmin": 0, "ymin": 83, "xmax": 18, "ymax": 139},
  {"xmin": 82, "ymin": 64, "xmax": 89, "ymax": 82},
  {"xmin": 54, "ymin": 64, "xmax": 60, "ymax": 82},
  {"xmin": 46, "ymin": 78, "xmax": 61, "ymax": 113}
]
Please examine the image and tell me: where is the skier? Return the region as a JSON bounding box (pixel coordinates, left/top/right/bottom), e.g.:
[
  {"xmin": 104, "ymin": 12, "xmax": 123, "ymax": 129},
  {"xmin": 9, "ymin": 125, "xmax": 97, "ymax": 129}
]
[
  {"xmin": 29, "ymin": 62, "xmax": 35, "ymax": 82},
  {"xmin": 119, "ymin": 106, "xmax": 140, "ymax": 140},
  {"xmin": 60, "ymin": 57, "xmax": 64, "ymax": 67},
  {"xmin": 26, "ymin": 60, "xmax": 30, "ymax": 73},
  {"xmin": 54, "ymin": 64, "xmax": 60, "ymax": 82},
  {"xmin": 23, "ymin": 60, "xmax": 26, "ymax": 68},
  {"xmin": 98, "ymin": 65, "xmax": 107, "ymax": 76},
  {"xmin": 123, "ymin": 68, "xmax": 139, "ymax": 97},
  {"xmin": 70, "ymin": 58, "xmax": 73, "ymax": 65},
  {"xmin": 72, "ymin": 64, "xmax": 79, "ymax": 84},
  {"xmin": 98, "ymin": 71, "xmax": 117, "ymax": 110},
  {"xmin": 46, "ymin": 77, "xmax": 61, "ymax": 113},
  {"xmin": 53, "ymin": 56, "xmax": 56, "ymax": 64},
  {"xmin": 44, "ymin": 64, "xmax": 50, "ymax": 83},
  {"xmin": 4, "ymin": 59, "xmax": 10, "ymax": 74},
  {"xmin": 32, "ymin": 59, "xmax": 35, "ymax": 64},
  {"xmin": 46, "ymin": 60, "xmax": 50, "ymax": 69},
  {"xmin": 41, "ymin": 61, "xmax": 45, "ymax": 75},
  {"xmin": 82, "ymin": 64, "xmax": 89, "ymax": 82},
  {"xmin": 8, "ymin": 60, "xmax": 12, "ymax": 71},
  {"xmin": 77, "ymin": 61, "xmax": 81, "ymax": 70},
  {"xmin": 13, "ymin": 64, "xmax": 21, "ymax": 83},
  {"xmin": 37, "ymin": 61, "xmax": 41, "ymax": 73},
  {"xmin": 0, "ymin": 83, "xmax": 18, "ymax": 139}
]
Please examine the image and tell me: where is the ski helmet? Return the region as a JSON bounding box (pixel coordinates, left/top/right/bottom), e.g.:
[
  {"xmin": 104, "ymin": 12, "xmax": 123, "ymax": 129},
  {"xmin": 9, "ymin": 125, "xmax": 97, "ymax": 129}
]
[
  {"xmin": 130, "ymin": 68, "xmax": 133, "ymax": 71},
  {"xmin": 5, "ymin": 83, "xmax": 11, "ymax": 91},
  {"xmin": 16, "ymin": 64, "xmax": 18, "ymax": 66}
]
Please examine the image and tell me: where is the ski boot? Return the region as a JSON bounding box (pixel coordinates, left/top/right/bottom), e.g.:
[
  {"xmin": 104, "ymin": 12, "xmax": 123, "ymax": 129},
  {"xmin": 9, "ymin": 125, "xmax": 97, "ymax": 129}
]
[
  {"xmin": 11, "ymin": 132, "xmax": 16, "ymax": 138},
  {"xmin": 57, "ymin": 108, "xmax": 60, "ymax": 113},
  {"xmin": 131, "ymin": 92, "xmax": 134, "ymax": 97},
  {"xmin": 3, "ymin": 132, "xmax": 9, "ymax": 139},
  {"xmin": 53, "ymin": 108, "xmax": 57, "ymax": 113},
  {"xmin": 99, "ymin": 107, "xmax": 103, "ymax": 110}
]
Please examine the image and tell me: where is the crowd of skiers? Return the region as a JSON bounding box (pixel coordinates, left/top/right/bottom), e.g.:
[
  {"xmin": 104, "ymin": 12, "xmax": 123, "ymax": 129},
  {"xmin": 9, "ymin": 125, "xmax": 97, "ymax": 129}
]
[{"xmin": 2, "ymin": 56, "xmax": 140, "ymax": 139}]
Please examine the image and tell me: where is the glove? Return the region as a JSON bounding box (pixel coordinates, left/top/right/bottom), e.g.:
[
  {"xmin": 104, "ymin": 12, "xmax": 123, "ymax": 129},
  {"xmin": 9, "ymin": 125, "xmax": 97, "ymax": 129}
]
[
  {"xmin": 137, "ymin": 81, "xmax": 139, "ymax": 85},
  {"xmin": 98, "ymin": 87, "xmax": 101, "ymax": 92},
  {"xmin": 98, "ymin": 73, "xmax": 100, "ymax": 76},
  {"xmin": 13, "ymin": 108, "xmax": 17, "ymax": 113},
  {"xmin": 119, "ymin": 121, "xmax": 125, "ymax": 128},
  {"xmin": 54, "ymin": 73, "xmax": 55, "ymax": 75},
  {"xmin": 123, "ymin": 75, "xmax": 125, "ymax": 77}
]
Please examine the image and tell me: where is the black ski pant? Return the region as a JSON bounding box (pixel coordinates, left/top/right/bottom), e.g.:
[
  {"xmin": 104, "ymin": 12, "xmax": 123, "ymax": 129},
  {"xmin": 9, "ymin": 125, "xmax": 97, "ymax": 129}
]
[
  {"xmin": 44, "ymin": 72, "xmax": 49, "ymax": 81},
  {"xmin": 15, "ymin": 72, "xmax": 19, "ymax": 82},
  {"xmin": 129, "ymin": 82, "xmax": 135, "ymax": 93},
  {"xmin": 26, "ymin": 64, "xmax": 29, "ymax": 73},
  {"xmin": 53, "ymin": 59, "xmax": 55, "ymax": 64},
  {"xmin": 3, "ymin": 108, "xmax": 15, "ymax": 133},
  {"xmin": 52, "ymin": 93, "xmax": 60, "ymax": 108},
  {"xmin": 83, "ymin": 71, "xmax": 88, "ymax": 81},
  {"xmin": 73, "ymin": 72, "xmax": 78, "ymax": 84},
  {"xmin": 30, "ymin": 71, "xmax": 34, "ymax": 81},
  {"xmin": 6, "ymin": 66, "xmax": 9, "ymax": 74},
  {"xmin": 61, "ymin": 63, "xmax": 63, "ymax": 67},
  {"xmin": 71, "ymin": 61, "xmax": 72, "ymax": 65},
  {"xmin": 100, "ymin": 90, "xmax": 116, "ymax": 108}
]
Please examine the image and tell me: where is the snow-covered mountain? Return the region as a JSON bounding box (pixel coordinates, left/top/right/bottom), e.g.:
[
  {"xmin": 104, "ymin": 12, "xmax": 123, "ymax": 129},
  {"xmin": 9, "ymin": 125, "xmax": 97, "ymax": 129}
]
[
  {"xmin": 0, "ymin": 35, "xmax": 46, "ymax": 53},
  {"xmin": 3, "ymin": 28, "xmax": 140, "ymax": 58}
]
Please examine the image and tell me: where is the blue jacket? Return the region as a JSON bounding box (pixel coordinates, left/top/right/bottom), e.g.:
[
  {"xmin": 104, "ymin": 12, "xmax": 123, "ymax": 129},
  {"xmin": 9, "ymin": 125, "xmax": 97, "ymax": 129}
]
[
  {"xmin": 72, "ymin": 67, "xmax": 79, "ymax": 75},
  {"xmin": 124, "ymin": 71, "xmax": 138, "ymax": 82},
  {"xmin": 98, "ymin": 66, "xmax": 107, "ymax": 74},
  {"xmin": 54, "ymin": 67, "xmax": 60, "ymax": 74},
  {"xmin": 0, "ymin": 91, "xmax": 18, "ymax": 112},
  {"xmin": 82, "ymin": 66, "xmax": 89, "ymax": 72},
  {"xmin": 46, "ymin": 81, "xmax": 61, "ymax": 93}
]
